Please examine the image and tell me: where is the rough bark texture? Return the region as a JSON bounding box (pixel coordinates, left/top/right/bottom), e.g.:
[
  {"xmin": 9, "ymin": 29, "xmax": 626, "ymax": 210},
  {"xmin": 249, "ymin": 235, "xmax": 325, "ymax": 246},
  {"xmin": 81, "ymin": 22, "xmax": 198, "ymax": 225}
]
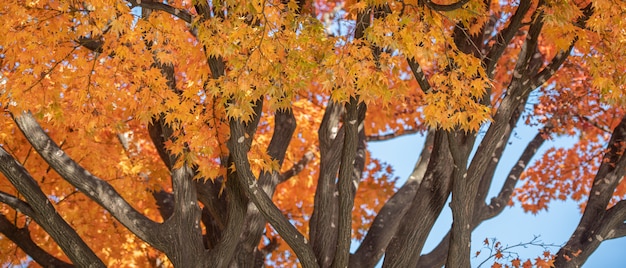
[
  {"xmin": 3, "ymin": 2, "xmax": 622, "ymax": 268},
  {"xmin": 554, "ymin": 116, "xmax": 626, "ymax": 267}
]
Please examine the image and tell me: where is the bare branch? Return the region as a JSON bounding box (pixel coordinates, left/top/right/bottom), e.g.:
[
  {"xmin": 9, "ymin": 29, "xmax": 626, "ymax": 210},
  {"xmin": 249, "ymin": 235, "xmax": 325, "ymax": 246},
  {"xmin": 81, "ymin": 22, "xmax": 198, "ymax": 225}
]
[
  {"xmin": 310, "ymin": 101, "xmax": 344, "ymax": 267},
  {"xmin": 366, "ymin": 128, "xmax": 422, "ymax": 142},
  {"xmin": 486, "ymin": 129, "xmax": 547, "ymax": 216},
  {"xmin": 604, "ymin": 200, "xmax": 626, "ymax": 240},
  {"xmin": 127, "ymin": 0, "xmax": 193, "ymax": 23},
  {"xmin": 0, "ymin": 145, "xmax": 104, "ymax": 267},
  {"xmin": 0, "ymin": 191, "xmax": 36, "ymax": 218},
  {"xmin": 234, "ymin": 104, "xmax": 296, "ymax": 267},
  {"xmin": 12, "ymin": 112, "xmax": 161, "ymax": 247},
  {"xmin": 280, "ymin": 151, "xmax": 315, "ymax": 182},
  {"xmin": 383, "ymin": 130, "xmax": 454, "ymax": 267},
  {"xmin": 228, "ymin": 118, "xmax": 319, "ymax": 268},
  {"xmin": 351, "ymin": 130, "xmax": 433, "ymax": 268},
  {"xmin": 333, "ymin": 97, "xmax": 361, "ymax": 268},
  {"xmin": 0, "ymin": 213, "xmax": 73, "ymax": 268},
  {"xmin": 407, "ymin": 58, "xmax": 432, "ymax": 93},
  {"xmin": 555, "ymin": 114, "xmax": 626, "ymax": 267},
  {"xmin": 417, "ymin": 126, "xmax": 547, "ymax": 268},
  {"xmin": 424, "ymin": 0, "xmax": 470, "ymax": 12},
  {"xmin": 484, "ymin": 1, "xmax": 532, "ymax": 75}
]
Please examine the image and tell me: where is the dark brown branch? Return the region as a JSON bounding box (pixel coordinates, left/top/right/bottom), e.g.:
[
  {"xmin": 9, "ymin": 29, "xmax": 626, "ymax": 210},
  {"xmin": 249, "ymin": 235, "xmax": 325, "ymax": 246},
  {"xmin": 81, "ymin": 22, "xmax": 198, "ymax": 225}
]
[
  {"xmin": 234, "ymin": 106, "xmax": 296, "ymax": 267},
  {"xmin": 445, "ymin": 130, "xmax": 474, "ymax": 268},
  {"xmin": 555, "ymin": 115, "xmax": 626, "ymax": 267},
  {"xmin": 310, "ymin": 101, "xmax": 344, "ymax": 267},
  {"xmin": 614, "ymin": 223, "xmax": 626, "ymax": 239},
  {"xmin": 528, "ymin": 41, "xmax": 575, "ymax": 90},
  {"xmin": 603, "ymin": 200, "xmax": 626, "ymax": 240},
  {"xmin": 12, "ymin": 112, "xmax": 161, "ymax": 248},
  {"xmin": 0, "ymin": 191, "xmax": 36, "ymax": 218},
  {"xmin": 0, "ymin": 145, "xmax": 104, "ymax": 267},
  {"xmin": 417, "ymin": 125, "xmax": 547, "ymax": 268},
  {"xmin": 484, "ymin": 1, "xmax": 532, "ymax": 75},
  {"xmin": 486, "ymin": 130, "xmax": 546, "ymax": 216},
  {"xmin": 366, "ymin": 128, "xmax": 421, "ymax": 142},
  {"xmin": 424, "ymin": 0, "xmax": 470, "ymax": 12},
  {"xmin": 407, "ymin": 58, "xmax": 432, "ymax": 93},
  {"xmin": 280, "ymin": 151, "xmax": 314, "ymax": 182},
  {"xmin": 383, "ymin": 131, "xmax": 454, "ymax": 267},
  {"xmin": 0, "ymin": 214, "xmax": 73, "ymax": 268},
  {"xmin": 527, "ymin": 2, "xmax": 593, "ymax": 90},
  {"xmin": 207, "ymin": 166, "xmax": 247, "ymax": 268},
  {"xmin": 333, "ymin": 97, "xmax": 361, "ymax": 268},
  {"xmin": 351, "ymin": 130, "xmax": 435, "ymax": 268},
  {"xmin": 127, "ymin": 0, "xmax": 193, "ymax": 23},
  {"xmin": 228, "ymin": 118, "xmax": 319, "ymax": 268}
]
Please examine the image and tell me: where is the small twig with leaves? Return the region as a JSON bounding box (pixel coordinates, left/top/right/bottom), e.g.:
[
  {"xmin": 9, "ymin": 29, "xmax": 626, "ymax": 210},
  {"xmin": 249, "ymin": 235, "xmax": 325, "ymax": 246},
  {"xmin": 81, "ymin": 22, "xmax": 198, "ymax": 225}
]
[{"xmin": 476, "ymin": 235, "xmax": 562, "ymax": 268}]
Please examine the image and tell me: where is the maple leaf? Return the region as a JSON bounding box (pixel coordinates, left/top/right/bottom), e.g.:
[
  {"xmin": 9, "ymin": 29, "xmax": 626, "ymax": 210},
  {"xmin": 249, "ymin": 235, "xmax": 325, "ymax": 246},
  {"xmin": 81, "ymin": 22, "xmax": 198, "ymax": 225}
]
[
  {"xmin": 511, "ymin": 258, "xmax": 522, "ymax": 268},
  {"xmin": 1, "ymin": 0, "xmax": 625, "ymax": 267}
]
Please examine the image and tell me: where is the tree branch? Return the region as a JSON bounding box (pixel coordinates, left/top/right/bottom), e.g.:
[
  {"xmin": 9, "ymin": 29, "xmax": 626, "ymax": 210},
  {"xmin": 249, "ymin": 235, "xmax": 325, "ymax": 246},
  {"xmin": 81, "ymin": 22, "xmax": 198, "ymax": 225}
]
[
  {"xmin": 310, "ymin": 101, "xmax": 344, "ymax": 267},
  {"xmin": 12, "ymin": 112, "xmax": 161, "ymax": 248},
  {"xmin": 417, "ymin": 125, "xmax": 547, "ymax": 268},
  {"xmin": 0, "ymin": 191, "xmax": 36, "ymax": 219},
  {"xmin": 484, "ymin": 0, "xmax": 532, "ymax": 75},
  {"xmin": 127, "ymin": 0, "xmax": 193, "ymax": 23},
  {"xmin": 383, "ymin": 130, "xmax": 454, "ymax": 267},
  {"xmin": 207, "ymin": 166, "xmax": 247, "ymax": 268},
  {"xmin": 604, "ymin": 200, "xmax": 626, "ymax": 240},
  {"xmin": 280, "ymin": 151, "xmax": 314, "ymax": 182},
  {"xmin": 424, "ymin": 0, "xmax": 470, "ymax": 12},
  {"xmin": 351, "ymin": 130, "xmax": 435, "ymax": 267},
  {"xmin": 0, "ymin": 145, "xmax": 104, "ymax": 267},
  {"xmin": 407, "ymin": 58, "xmax": 432, "ymax": 93},
  {"xmin": 333, "ymin": 97, "xmax": 361, "ymax": 268},
  {"xmin": 0, "ymin": 213, "xmax": 73, "ymax": 268},
  {"xmin": 234, "ymin": 105, "xmax": 296, "ymax": 267},
  {"xmin": 366, "ymin": 128, "xmax": 421, "ymax": 142},
  {"xmin": 527, "ymin": 3, "xmax": 591, "ymax": 89},
  {"xmin": 228, "ymin": 118, "xmax": 319, "ymax": 268},
  {"xmin": 555, "ymin": 114, "xmax": 626, "ymax": 267}
]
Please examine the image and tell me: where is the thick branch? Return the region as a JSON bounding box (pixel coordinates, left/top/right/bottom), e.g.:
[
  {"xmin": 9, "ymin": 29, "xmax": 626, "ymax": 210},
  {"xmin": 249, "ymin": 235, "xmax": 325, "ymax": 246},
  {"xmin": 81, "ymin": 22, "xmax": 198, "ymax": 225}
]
[
  {"xmin": 555, "ymin": 115, "xmax": 626, "ymax": 267},
  {"xmin": 0, "ymin": 191, "xmax": 36, "ymax": 218},
  {"xmin": 333, "ymin": 98, "xmax": 360, "ymax": 268},
  {"xmin": 12, "ymin": 112, "xmax": 161, "ymax": 247},
  {"xmin": 603, "ymin": 200, "xmax": 626, "ymax": 240},
  {"xmin": 228, "ymin": 118, "xmax": 319, "ymax": 268},
  {"xmin": 424, "ymin": 0, "xmax": 470, "ymax": 12},
  {"xmin": 0, "ymin": 213, "xmax": 73, "ymax": 268},
  {"xmin": 351, "ymin": 130, "xmax": 435, "ymax": 268},
  {"xmin": 417, "ymin": 128, "xmax": 546, "ymax": 268},
  {"xmin": 484, "ymin": 1, "xmax": 532, "ymax": 74},
  {"xmin": 0, "ymin": 146, "xmax": 104, "ymax": 267},
  {"xmin": 445, "ymin": 131, "xmax": 473, "ymax": 268},
  {"xmin": 407, "ymin": 58, "xmax": 432, "ymax": 93},
  {"xmin": 280, "ymin": 151, "xmax": 314, "ymax": 182},
  {"xmin": 234, "ymin": 108, "xmax": 297, "ymax": 267},
  {"xmin": 207, "ymin": 166, "xmax": 247, "ymax": 268},
  {"xmin": 383, "ymin": 130, "xmax": 454, "ymax": 267},
  {"xmin": 486, "ymin": 130, "xmax": 546, "ymax": 216},
  {"xmin": 127, "ymin": 0, "xmax": 193, "ymax": 23},
  {"xmin": 310, "ymin": 101, "xmax": 344, "ymax": 267},
  {"xmin": 366, "ymin": 128, "xmax": 421, "ymax": 142}
]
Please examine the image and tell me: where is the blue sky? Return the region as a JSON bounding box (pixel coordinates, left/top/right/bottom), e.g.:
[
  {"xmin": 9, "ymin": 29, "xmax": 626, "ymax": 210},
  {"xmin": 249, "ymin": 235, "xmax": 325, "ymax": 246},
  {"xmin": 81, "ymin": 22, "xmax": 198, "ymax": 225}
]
[{"xmin": 367, "ymin": 124, "xmax": 626, "ymax": 267}]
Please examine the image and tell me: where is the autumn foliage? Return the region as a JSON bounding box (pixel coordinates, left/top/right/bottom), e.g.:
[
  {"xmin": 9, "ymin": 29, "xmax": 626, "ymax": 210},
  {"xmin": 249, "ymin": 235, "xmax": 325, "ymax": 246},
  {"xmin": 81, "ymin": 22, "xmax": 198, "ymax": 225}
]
[{"xmin": 0, "ymin": 0, "xmax": 625, "ymax": 267}]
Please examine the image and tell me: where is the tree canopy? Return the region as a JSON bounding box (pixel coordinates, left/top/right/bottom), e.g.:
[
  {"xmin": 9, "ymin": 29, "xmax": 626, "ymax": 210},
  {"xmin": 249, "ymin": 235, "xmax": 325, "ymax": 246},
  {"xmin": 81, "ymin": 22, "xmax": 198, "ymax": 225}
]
[{"xmin": 0, "ymin": 0, "xmax": 625, "ymax": 267}]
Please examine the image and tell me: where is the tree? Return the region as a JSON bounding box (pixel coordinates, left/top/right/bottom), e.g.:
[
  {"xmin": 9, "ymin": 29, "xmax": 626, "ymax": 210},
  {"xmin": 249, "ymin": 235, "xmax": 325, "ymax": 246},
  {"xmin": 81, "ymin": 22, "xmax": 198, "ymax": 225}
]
[{"xmin": 0, "ymin": 0, "xmax": 625, "ymax": 267}]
